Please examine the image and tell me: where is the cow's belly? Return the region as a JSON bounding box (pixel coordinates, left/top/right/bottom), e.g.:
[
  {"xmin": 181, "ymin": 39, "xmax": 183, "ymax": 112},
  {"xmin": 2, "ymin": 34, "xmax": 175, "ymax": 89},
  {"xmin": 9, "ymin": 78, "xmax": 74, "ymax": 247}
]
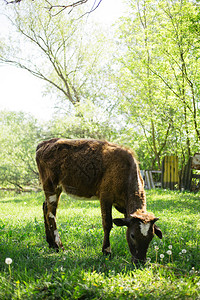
[{"xmin": 62, "ymin": 183, "xmax": 98, "ymax": 199}]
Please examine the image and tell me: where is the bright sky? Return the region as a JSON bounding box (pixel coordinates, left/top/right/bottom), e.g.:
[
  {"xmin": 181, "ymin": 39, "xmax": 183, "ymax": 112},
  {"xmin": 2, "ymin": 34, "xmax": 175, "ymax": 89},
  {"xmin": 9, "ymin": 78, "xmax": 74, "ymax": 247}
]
[{"xmin": 0, "ymin": 0, "xmax": 125, "ymax": 121}]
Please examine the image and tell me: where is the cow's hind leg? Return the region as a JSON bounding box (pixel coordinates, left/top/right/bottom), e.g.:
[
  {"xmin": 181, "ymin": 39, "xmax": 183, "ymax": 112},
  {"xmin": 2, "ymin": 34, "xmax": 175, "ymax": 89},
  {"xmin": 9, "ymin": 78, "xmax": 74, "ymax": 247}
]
[
  {"xmin": 43, "ymin": 185, "xmax": 64, "ymax": 251},
  {"xmin": 100, "ymin": 198, "xmax": 113, "ymax": 256}
]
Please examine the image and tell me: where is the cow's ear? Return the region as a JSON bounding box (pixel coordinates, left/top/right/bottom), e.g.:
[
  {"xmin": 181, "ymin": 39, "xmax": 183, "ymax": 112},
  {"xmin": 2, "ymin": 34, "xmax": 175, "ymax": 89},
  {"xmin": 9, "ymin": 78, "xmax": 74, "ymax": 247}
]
[
  {"xmin": 113, "ymin": 218, "xmax": 131, "ymax": 227},
  {"xmin": 152, "ymin": 217, "xmax": 159, "ymax": 224},
  {"xmin": 154, "ymin": 224, "xmax": 162, "ymax": 239}
]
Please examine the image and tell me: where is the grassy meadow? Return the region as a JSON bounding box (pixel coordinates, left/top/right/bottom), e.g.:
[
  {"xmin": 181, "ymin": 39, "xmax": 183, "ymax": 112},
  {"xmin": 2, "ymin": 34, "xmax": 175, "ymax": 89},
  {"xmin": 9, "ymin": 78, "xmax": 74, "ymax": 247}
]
[{"xmin": 0, "ymin": 189, "xmax": 200, "ymax": 299}]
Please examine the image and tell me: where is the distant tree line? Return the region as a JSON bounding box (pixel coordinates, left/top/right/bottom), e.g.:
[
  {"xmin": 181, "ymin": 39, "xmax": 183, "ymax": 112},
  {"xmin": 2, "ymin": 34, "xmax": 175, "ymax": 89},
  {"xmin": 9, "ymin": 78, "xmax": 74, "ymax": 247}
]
[{"xmin": 0, "ymin": 109, "xmax": 119, "ymax": 189}]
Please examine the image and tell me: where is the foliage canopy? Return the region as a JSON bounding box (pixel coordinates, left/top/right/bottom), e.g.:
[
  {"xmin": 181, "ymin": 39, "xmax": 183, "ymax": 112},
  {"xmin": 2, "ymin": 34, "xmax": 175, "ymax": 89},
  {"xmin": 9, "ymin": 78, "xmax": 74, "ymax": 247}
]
[{"xmin": 0, "ymin": 0, "xmax": 200, "ymax": 188}]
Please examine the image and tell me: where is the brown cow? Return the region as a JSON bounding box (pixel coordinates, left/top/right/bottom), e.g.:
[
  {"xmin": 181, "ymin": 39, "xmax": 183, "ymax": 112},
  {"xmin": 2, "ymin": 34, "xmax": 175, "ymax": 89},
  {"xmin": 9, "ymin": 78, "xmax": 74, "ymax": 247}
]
[{"xmin": 36, "ymin": 138, "xmax": 162, "ymax": 264}]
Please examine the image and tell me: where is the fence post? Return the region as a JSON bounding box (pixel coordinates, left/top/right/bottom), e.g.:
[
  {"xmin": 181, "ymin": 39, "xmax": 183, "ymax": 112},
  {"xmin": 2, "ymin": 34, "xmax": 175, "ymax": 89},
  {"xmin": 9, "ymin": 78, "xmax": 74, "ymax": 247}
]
[{"xmin": 181, "ymin": 157, "xmax": 193, "ymax": 191}]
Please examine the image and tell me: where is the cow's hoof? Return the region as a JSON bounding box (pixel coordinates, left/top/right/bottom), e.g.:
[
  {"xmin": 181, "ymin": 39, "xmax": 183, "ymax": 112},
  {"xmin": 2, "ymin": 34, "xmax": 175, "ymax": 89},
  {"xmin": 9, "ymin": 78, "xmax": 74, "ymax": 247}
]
[
  {"xmin": 48, "ymin": 243, "xmax": 59, "ymax": 251},
  {"xmin": 60, "ymin": 245, "xmax": 65, "ymax": 251},
  {"xmin": 103, "ymin": 246, "xmax": 111, "ymax": 258}
]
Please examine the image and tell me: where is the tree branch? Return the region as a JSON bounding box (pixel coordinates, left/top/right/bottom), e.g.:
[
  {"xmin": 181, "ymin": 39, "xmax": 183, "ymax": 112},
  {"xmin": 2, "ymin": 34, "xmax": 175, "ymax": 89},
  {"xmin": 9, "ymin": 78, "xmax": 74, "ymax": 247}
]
[
  {"xmin": 44, "ymin": 0, "xmax": 88, "ymax": 16},
  {"xmin": 4, "ymin": 0, "xmax": 88, "ymax": 5},
  {"xmin": 4, "ymin": 0, "xmax": 103, "ymax": 16}
]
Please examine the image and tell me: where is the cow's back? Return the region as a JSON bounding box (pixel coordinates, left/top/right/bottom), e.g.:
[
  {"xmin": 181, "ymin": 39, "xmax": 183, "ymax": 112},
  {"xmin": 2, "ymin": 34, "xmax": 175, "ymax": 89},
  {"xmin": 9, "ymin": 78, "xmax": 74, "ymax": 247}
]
[
  {"xmin": 36, "ymin": 138, "xmax": 137, "ymax": 199},
  {"xmin": 36, "ymin": 139, "xmax": 105, "ymax": 197}
]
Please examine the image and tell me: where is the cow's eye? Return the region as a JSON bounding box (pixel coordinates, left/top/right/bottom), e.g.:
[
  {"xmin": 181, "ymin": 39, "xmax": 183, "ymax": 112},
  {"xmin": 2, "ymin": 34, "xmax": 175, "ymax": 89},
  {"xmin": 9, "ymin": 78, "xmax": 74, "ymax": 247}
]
[{"xmin": 130, "ymin": 233, "xmax": 135, "ymax": 240}]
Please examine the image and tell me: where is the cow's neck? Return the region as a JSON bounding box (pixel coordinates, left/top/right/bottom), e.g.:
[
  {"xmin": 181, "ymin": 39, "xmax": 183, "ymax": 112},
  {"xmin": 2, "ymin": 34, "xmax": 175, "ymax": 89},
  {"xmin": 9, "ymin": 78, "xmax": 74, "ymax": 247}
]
[
  {"xmin": 126, "ymin": 168, "xmax": 147, "ymax": 216},
  {"xmin": 127, "ymin": 189, "xmax": 146, "ymax": 216}
]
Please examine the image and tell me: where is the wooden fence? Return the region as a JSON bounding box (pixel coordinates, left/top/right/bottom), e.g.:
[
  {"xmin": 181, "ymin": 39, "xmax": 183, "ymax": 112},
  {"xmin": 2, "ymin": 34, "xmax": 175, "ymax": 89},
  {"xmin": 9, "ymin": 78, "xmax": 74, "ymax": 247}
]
[
  {"xmin": 180, "ymin": 153, "xmax": 200, "ymax": 191},
  {"xmin": 142, "ymin": 170, "xmax": 161, "ymax": 189},
  {"xmin": 142, "ymin": 154, "xmax": 200, "ymax": 191},
  {"xmin": 142, "ymin": 156, "xmax": 178, "ymax": 190},
  {"xmin": 161, "ymin": 155, "xmax": 179, "ymax": 190}
]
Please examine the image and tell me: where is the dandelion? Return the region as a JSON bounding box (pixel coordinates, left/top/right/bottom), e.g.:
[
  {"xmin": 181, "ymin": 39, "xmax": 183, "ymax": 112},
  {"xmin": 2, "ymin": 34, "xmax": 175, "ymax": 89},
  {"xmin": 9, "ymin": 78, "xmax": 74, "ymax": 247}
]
[
  {"xmin": 190, "ymin": 269, "xmax": 195, "ymax": 275},
  {"xmin": 5, "ymin": 258, "xmax": 12, "ymax": 279},
  {"xmin": 181, "ymin": 249, "xmax": 187, "ymax": 266},
  {"xmin": 166, "ymin": 250, "xmax": 173, "ymax": 263},
  {"xmin": 155, "ymin": 246, "xmax": 159, "ymax": 263},
  {"xmin": 168, "ymin": 245, "xmax": 172, "ymax": 250},
  {"xmin": 160, "ymin": 254, "xmax": 164, "ymax": 264},
  {"xmin": 5, "ymin": 258, "xmax": 12, "ymax": 265}
]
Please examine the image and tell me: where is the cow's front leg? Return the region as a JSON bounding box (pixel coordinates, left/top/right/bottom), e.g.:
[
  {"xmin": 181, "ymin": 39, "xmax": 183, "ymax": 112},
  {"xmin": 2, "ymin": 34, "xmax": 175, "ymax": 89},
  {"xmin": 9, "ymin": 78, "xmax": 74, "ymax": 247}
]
[
  {"xmin": 100, "ymin": 199, "xmax": 113, "ymax": 256},
  {"xmin": 43, "ymin": 200, "xmax": 55, "ymax": 248},
  {"xmin": 43, "ymin": 187, "xmax": 64, "ymax": 251}
]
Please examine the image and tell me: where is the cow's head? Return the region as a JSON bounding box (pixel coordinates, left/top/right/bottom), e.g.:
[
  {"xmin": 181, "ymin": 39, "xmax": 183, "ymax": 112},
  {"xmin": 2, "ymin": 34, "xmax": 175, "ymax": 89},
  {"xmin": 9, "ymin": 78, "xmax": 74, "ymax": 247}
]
[{"xmin": 113, "ymin": 210, "xmax": 162, "ymax": 265}]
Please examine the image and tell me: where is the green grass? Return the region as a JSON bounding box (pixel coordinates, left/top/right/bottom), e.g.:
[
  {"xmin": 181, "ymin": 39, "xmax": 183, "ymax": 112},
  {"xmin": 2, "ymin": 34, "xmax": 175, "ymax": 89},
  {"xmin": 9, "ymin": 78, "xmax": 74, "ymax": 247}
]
[{"xmin": 0, "ymin": 190, "xmax": 200, "ymax": 299}]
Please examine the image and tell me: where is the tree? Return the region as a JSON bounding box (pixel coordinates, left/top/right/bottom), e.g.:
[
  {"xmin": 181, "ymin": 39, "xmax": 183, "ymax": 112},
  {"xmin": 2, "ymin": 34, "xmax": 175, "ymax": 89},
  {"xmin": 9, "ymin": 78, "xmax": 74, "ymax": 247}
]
[
  {"xmin": 0, "ymin": 0, "xmax": 107, "ymax": 107},
  {"xmin": 0, "ymin": 111, "xmax": 41, "ymax": 189},
  {"xmin": 47, "ymin": 100, "xmax": 119, "ymax": 141},
  {"xmin": 114, "ymin": 0, "xmax": 174, "ymax": 169},
  {"xmin": 150, "ymin": 0, "xmax": 200, "ymax": 148},
  {"xmin": 115, "ymin": 0, "xmax": 200, "ymax": 169}
]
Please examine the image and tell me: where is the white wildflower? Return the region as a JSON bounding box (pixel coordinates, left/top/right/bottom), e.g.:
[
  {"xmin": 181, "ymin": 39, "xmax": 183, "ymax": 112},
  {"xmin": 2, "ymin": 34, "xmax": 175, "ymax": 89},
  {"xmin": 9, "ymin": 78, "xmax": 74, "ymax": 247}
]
[
  {"xmin": 168, "ymin": 245, "xmax": 172, "ymax": 250},
  {"xmin": 5, "ymin": 258, "xmax": 13, "ymax": 265},
  {"xmin": 166, "ymin": 250, "xmax": 172, "ymax": 255},
  {"xmin": 189, "ymin": 269, "xmax": 195, "ymax": 275},
  {"xmin": 147, "ymin": 257, "xmax": 151, "ymax": 263},
  {"xmin": 181, "ymin": 249, "xmax": 187, "ymax": 254},
  {"xmin": 160, "ymin": 254, "xmax": 164, "ymax": 259}
]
